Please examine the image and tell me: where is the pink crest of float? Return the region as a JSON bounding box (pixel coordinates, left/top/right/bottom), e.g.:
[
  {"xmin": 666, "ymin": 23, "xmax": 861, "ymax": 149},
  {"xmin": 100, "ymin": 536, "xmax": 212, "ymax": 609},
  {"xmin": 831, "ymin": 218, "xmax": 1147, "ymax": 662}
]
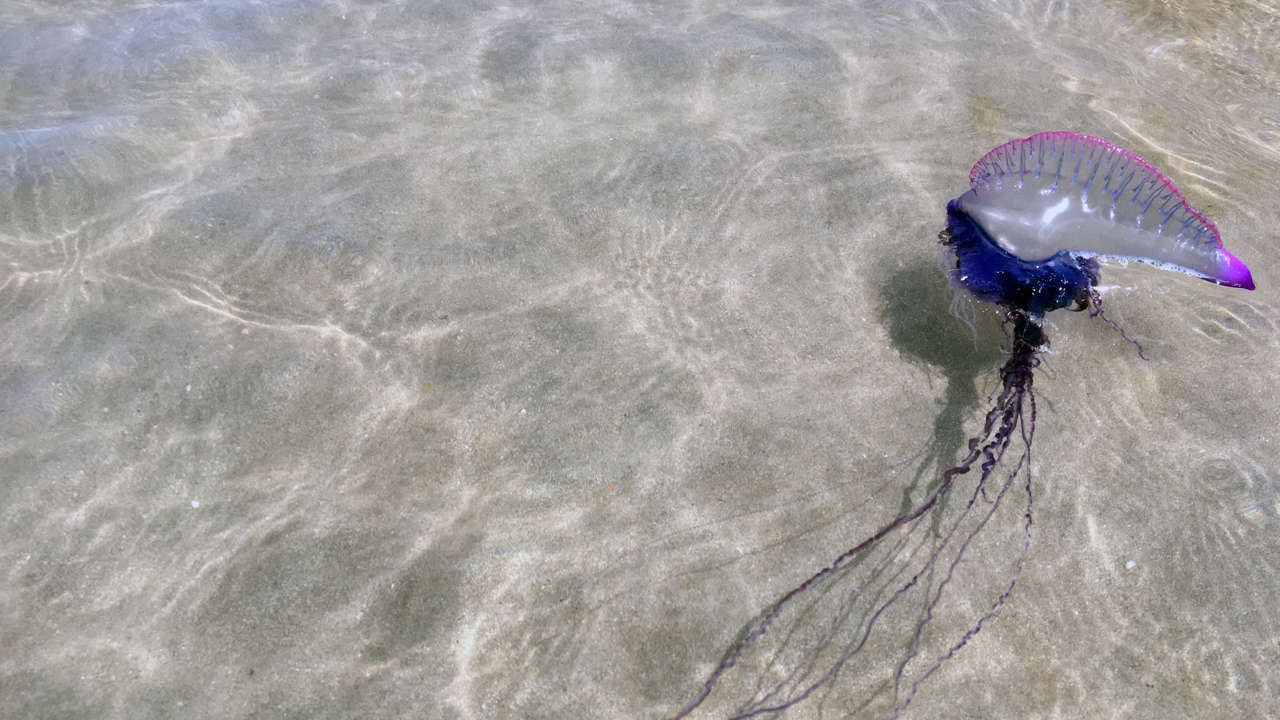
[{"xmin": 958, "ymin": 131, "xmax": 1254, "ymax": 290}]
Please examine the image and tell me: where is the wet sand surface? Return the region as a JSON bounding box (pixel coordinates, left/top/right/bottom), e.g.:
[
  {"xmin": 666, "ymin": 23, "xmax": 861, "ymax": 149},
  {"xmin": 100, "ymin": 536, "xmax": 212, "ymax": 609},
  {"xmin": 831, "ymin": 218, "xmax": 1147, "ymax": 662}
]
[{"xmin": 2, "ymin": 1, "xmax": 1278, "ymax": 718}]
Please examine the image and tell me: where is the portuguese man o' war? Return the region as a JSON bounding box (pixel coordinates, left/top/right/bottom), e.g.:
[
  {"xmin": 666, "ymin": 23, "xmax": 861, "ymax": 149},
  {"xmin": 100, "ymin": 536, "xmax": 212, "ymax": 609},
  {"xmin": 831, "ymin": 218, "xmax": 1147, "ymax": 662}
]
[
  {"xmin": 947, "ymin": 131, "xmax": 1253, "ymax": 316},
  {"xmin": 672, "ymin": 132, "xmax": 1254, "ymax": 719}
]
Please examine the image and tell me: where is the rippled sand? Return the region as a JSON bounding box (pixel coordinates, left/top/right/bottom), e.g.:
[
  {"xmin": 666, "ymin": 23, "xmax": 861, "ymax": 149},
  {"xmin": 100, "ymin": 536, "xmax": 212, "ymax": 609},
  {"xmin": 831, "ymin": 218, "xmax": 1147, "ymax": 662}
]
[{"xmin": 2, "ymin": 2, "xmax": 1278, "ymax": 718}]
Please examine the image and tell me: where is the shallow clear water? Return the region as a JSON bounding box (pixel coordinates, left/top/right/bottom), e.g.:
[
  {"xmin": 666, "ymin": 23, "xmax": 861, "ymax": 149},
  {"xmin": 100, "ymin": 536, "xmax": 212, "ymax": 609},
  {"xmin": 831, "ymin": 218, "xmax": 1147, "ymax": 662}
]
[{"xmin": 2, "ymin": 1, "xmax": 1278, "ymax": 718}]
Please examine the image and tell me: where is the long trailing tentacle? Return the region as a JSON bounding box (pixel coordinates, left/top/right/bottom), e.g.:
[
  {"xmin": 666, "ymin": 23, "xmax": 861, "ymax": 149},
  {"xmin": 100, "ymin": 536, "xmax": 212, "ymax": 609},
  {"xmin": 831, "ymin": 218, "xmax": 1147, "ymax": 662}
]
[
  {"xmin": 890, "ymin": 335, "xmax": 1038, "ymax": 715},
  {"xmin": 673, "ymin": 315, "xmax": 1043, "ymax": 720}
]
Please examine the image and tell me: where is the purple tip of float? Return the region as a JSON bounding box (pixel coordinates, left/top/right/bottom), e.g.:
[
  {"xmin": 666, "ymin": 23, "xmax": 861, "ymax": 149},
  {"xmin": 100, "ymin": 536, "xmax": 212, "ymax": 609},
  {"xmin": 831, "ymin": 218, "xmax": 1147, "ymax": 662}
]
[
  {"xmin": 960, "ymin": 131, "xmax": 1256, "ymax": 291},
  {"xmin": 1218, "ymin": 248, "xmax": 1255, "ymax": 290}
]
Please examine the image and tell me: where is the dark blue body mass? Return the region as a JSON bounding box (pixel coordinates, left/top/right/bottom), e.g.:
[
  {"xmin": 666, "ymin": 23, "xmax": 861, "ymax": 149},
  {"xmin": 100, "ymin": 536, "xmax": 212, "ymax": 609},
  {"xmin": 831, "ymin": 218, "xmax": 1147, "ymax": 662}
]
[{"xmin": 944, "ymin": 199, "xmax": 1098, "ymax": 317}]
